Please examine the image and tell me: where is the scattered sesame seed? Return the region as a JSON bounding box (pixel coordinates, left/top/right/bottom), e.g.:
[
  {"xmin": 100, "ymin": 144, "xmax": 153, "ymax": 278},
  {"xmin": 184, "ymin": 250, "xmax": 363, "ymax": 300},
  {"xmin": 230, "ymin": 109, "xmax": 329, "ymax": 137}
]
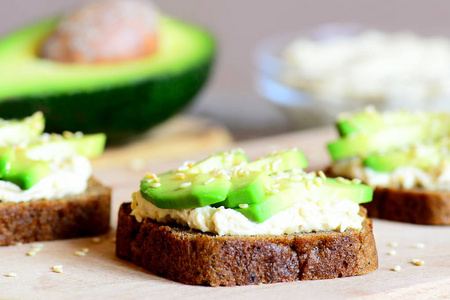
[
  {"xmin": 238, "ymin": 204, "xmax": 249, "ymax": 209},
  {"xmin": 305, "ymin": 180, "xmax": 313, "ymax": 190},
  {"xmin": 5, "ymin": 273, "xmax": 17, "ymax": 277},
  {"xmin": 238, "ymin": 169, "xmax": 250, "ymax": 177},
  {"xmin": 150, "ymin": 182, "xmax": 161, "ymax": 188},
  {"xmin": 177, "ymin": 166, "xmax": 189, "ymax": 172},
  {"xmin": 337, "ymin": 177, "xmax": 351, "ymax": 184},
  {"xmin": 351, "ymin": 178, "xmax": 362, "ymax": 184},
  {"xmin": 27, "ymin": 251, "xmax": 37, "ymax": 256},
  {"xmin": 412, "ymin": 243, "xmax": 425, "ymax": 249},
  {"xmin": 174, "ymin": 173, "xmax": 186, "ymax": 180},
  {"xmin": 204, "ymin": 177, "xmax": 215, "ymax": 185},
  {"xmin": 74, "ymin": 251, "xmax": 86, "ymax": 257},
  {"xmin": 92, "ymin": 237, "xmax": 101, "ymax": 243},
  {"xmin": 388, "ymin": 242, "xmax": 398, "ymax": 247},
  {"xmin": 82, "ymin": 248, "xmax": 89, "ymax": 253},
  {"xmin": 410, "ymin": 259, "xmax": 425, "ymax": 266},
  {"xmin": 392, "ymin": 265, "xmax": 402, "ymax": 272},
  {"xmin": 313, "ymin": 177, "xmax": 323, "ymax": 186},
  {"xmin": 51, "ymin": 265, "xmax": 64, "ymax": 273},
  {"xmin": 387, "ymin": 250, "xmax": 397, "ymax": 256},
  {"xmin": 179, "ymin": 182, "xmax": 192, "ymax": 189},
  {"xmin": 318, "ymin": 170, "xmax": 327, "ymax": 181}
]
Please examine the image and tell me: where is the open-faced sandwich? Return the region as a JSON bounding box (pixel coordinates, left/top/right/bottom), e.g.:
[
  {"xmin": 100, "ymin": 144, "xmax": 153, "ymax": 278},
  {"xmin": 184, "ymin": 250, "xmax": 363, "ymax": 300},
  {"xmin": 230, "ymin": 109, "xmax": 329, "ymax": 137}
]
[
  {"xmin": 327, "ymin": 107, "xmax": 450, "ymax": 225},
  {"xmin": 0, "ymin": 112, "xmax": 110, "ymax": 245},
  {"xmin": 116, "ymin": 149, "xmax": 377, "ymax": 286}
]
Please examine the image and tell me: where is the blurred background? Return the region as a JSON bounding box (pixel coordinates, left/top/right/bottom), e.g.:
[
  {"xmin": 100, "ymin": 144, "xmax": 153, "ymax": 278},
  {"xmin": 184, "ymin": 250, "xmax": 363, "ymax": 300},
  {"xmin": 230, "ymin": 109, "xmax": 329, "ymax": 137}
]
[{"xmin": 2, "ymin": 0, "xmax": 450, "ymax": 140}]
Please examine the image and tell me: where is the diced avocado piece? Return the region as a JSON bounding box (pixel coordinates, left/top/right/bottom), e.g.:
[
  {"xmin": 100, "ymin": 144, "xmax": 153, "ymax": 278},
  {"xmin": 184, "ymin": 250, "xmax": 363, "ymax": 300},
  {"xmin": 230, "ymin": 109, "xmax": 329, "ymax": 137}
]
[
  {"xmin": 0, "ymin": 112, "xmax": 44, "ymax": 146},
  {"xmin": 185, "ymin": 150, "xmax": 248, "ymax": 174},
  {"xmin": 234, "ymin": 183, "xmax": 298, "ymax": 223},
  {"xmin": 213, "ymin": 171, "xmax": 274, "ymax": 208},
  {"xmin": 0, "ymin": 149, "xmax": 50, "ymax": 190},
  {"xmin": 363, "ymin": 142, "xmax": 446, "ymax": 172},
  {"xmin": 140, "ymin": 172, "xmax": 231, "ymax": 209},
  {"xmin": 234, "ymin": 176, "xmax": 372, "ymax": 223},
  {"xmin": 336, "ymin": 110, "xmax": 449, "ymax": 137},
  {"xmin": 327, "ymin": 125, "xmax": 442, "ymax": 161},
  {"xmin": 244, "ymin": 149, "xmax": 307, "ymax": 173},
  {"xmin": 0, "ymin": 17, "xmax": 215, "ymax": 141},
  {"xmin": 25, "ymin": 133, "xmax": 106, "ymax": 161}
]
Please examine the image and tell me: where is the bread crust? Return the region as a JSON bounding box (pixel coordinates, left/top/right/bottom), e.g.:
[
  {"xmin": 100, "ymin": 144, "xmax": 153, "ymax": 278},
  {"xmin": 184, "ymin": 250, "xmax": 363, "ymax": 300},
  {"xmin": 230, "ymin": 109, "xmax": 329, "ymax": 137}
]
[
  {"xmin": 0, "ymin": 177, "xmax": 111, "ymax": 246},
  {"xmin": 365, "ymin": 187, "xmax": 450, "ymax": 225},
  {"xmin": 116, "ymin": 202, "xmax": 378, "ymax": 286}
]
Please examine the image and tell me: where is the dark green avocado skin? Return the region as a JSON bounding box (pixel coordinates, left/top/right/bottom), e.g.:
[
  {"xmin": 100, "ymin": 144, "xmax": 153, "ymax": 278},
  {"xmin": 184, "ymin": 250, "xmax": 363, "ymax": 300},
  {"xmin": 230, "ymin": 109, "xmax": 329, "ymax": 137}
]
[{"xmin": 0, "ymin": 58, "xmax": 213, "ymax": 142}]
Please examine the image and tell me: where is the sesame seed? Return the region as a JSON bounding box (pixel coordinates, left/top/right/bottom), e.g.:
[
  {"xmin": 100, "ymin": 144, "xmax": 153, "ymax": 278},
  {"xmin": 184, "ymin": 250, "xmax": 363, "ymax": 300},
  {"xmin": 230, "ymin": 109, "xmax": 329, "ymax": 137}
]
[
  {"xmin": 174, "ymin": 173, "xmax": 186, "ymax": 180},
  {"xmin": 337, "ymin": 177, "xmax": 351, "ymax": 184},
  {"xmin": 74, "ymin": 251, "xmax": 86, "ymax": 257},
  {"xmin": 318, "ymin": 171, "xmax": 327, "ymax": 181},
  {"xmin": 387, "ymin": 250, "xmax": 397, "ymax": 256},
  {"xmin": 27, "ymin": 251, "xmax": 37, "ymax": 256},
  {"xmin": 92, "ymin": 237, "xmax": 101, "ymax": 243},
  {"xmin": 52, "ymin": 265, "xmax": 63, "ymax": 269},
  {"xmin": 238, "ymin": 204, "xmax": 249, "ymax": 209},
  {"xmin": 82, "ymin": 248, "xmax": 89, "ymax": 253},
  {"xmin": 5, "ymin": 273, "xmax": 17, "ymax": 277},
  {"xmin": 180, "ymin": 182, "xmax": 192, "ymax": 189},
  {"xmin": 305, "ymin": 180, "xmax": 313, "ymax": 190},
  {"xmin": 351, "ymin": 178, "xmax": 362, "ymax": 184},
  {"xmin": 410, "ymin": 259, "xmax": 425, "ymax": 266},
  {"xmin": 238, "ymin": 169, "xmax": 250, "ymax": 177},
  {"xmin": 145, "ymin": 173, "xmax": 158, "ymax": 180},
  {"xmin": 314, "ymin": 177, "xmax": 323, "ymax": 186},
  {"xmin": 51, "ymin": 265, "xmax": 64, "ymax": 273},
  {"xmin": 392, "ymin": 265, "xmax": 402, "ymax": 272},
  {"xmin": 204, "ymin": 177, "xmax": 215, "ymax": 185},
  {"xmin": 150, "ymin": 182, "xmax": 161, "ymax": 188},
  {"xmin": 412, "ymin": 243, "xmax": 425, "ymax": 249},
  {"xmin": 388, "ymin": 242, "xmax": 398, "ymax": 247},
  {"xmin": 177, "ymin": 166, "xmax": 189, "ymax": 172}
]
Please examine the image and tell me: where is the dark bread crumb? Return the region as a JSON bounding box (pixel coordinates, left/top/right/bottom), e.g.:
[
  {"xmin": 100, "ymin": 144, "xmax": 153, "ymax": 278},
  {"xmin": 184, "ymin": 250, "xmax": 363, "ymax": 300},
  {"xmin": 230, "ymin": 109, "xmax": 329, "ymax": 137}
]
[
  {"xmin": 116, "ymin": 203, "xmax": 378, "ymax": 286},
  {"xmin": 0, "ymin": 177, "xmax": 111, "ymax": 246}
]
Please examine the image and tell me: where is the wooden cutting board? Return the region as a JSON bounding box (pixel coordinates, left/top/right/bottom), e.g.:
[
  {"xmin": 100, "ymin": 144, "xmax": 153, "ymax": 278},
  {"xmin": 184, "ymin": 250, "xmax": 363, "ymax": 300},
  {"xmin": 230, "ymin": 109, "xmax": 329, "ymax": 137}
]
[{"xmin": 0, "ymin": 126, "xmax": 449, "ymax": 299}]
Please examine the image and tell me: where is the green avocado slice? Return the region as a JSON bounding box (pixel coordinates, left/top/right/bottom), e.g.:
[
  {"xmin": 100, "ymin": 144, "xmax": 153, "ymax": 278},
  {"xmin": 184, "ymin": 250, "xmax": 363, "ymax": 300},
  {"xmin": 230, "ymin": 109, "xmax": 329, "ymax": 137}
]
[
  {"xmin": 140, "ymin": 172, "xmax": 231, "ymax": 209},
  {"xmin": 363, "ymin": 141, "xmax": 448, "ymax": 172},
  {"xmin": 0, "ymin": 16, "xmax": 215, "ymax": 140},
  {"xmin": 234, "ymin": 177, "xmax": 372, "ymax": 223}
]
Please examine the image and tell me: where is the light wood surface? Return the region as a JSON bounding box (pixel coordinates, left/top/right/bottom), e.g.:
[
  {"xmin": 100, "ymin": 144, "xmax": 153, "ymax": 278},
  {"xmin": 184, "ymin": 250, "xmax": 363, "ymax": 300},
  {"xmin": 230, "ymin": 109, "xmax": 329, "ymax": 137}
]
[{"xmin": 0, "ymin": 126, "xmax": 449, "ymax": 299}]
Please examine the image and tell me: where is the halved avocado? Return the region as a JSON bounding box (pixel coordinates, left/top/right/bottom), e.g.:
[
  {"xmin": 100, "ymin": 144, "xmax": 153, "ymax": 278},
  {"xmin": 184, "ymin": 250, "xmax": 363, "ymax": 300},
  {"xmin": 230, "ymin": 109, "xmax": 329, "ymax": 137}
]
[{"xmin": 0, "ymin": 16, "xmax": 215, "ymax": 141}]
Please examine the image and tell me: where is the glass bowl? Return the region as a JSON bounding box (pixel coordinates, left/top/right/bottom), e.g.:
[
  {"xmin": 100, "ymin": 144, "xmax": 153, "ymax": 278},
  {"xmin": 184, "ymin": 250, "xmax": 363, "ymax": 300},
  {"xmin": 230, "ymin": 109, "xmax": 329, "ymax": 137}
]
[{"xmin": 253, "ymin": 23, "xmax": 450, "ymax": 129}]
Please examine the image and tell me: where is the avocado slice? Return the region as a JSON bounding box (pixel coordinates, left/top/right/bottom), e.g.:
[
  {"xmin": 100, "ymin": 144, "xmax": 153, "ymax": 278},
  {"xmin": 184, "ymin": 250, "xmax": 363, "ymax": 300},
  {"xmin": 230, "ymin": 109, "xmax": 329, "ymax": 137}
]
[
  {"xmin": 336, "ymin": 110, "xmax": 441, "ymax": 136},
  {"xmin": 0, "ymin": 16, "xmax": 215, "ymax": 141},
  {"xmin": 244, "ymin": 149, "xmax": 308, "ymax": 173},
  {"xmin": 0, "ymin": 112, "xmax": 44, "ymax": 146},
  {"xmin": 140, "ymin": 172, "xmax": 231, "ymax": 209},
  {"xmin": 363, "ymin": 141, "xmax": 447, "ymax": 172},
  {"xmin": 235, "ymin": 177, "xmax": 372, "ymax": 223},
  {"xmin": 0, "ymin": 149, "xmax": 51, "ymax": 190}
]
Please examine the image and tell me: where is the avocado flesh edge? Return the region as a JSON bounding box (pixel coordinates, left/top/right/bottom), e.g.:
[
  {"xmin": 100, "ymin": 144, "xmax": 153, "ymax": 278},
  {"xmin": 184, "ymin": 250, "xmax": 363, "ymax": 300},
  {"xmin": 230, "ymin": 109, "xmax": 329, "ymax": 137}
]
[
  {"xmin": 328, "ymin": 124, "xmax": 450, "ymax": 161},
  {"xmin": 0, "ymin": 16, "xmax": 215, "ymax": 98},
  {"xmin": 235, "ymin": 178, "xmax": 372, "ymax": 223},
  {"xmin": 336, "ymin": 111, "xmax": 444, "ymax": 137}
]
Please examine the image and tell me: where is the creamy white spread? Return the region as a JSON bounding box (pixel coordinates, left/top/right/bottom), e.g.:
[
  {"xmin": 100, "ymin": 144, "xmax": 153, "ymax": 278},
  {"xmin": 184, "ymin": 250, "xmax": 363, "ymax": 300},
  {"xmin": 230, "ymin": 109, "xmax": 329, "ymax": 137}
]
[
  {"xmin": 0, "ymin": 155, "xmax": 92, "ymax": 203},
  {"xmin": 331, "ymin": 158, "xmax": 450, "ymax": 191},
  {"xmin": 282, "ymin": 30, "xmax": 450, "ymax": 106},
  {"xmin": 130, "ymin": 190, "xmax": 364, "ymax": 236}
]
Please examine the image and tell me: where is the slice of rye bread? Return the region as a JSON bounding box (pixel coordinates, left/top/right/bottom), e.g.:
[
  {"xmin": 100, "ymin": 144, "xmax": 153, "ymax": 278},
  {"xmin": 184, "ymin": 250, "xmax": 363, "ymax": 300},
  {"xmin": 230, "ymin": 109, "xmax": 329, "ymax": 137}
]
[
  {"xmin": 0, "ymin": 177, "xmax": 111, "ymax": 246},
  {"xmin": 116, "ymin": 203, "xmax": 378, "ymax": 286},
  {"xmin": 365, "ymin": 187, "xmax": 450, "ymax": 225},
  {"xmin": 325, "ymin": 167, "xmax": 450, "ymax": 225}
]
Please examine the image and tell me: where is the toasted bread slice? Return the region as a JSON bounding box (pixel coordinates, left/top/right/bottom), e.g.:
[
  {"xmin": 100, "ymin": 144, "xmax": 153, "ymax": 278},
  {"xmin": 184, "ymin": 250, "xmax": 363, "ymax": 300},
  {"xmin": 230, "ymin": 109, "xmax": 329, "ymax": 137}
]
[
  {"xmin": 0, "ymin": 177, "xmax": 111, "ymax": 246},
  {"xmin": 366, "ymin": 187, "xmax": 450, "ymax": 225},
  {"xmin": 116, "ymin": 203, "xmax": 378, "ymax": 286}
]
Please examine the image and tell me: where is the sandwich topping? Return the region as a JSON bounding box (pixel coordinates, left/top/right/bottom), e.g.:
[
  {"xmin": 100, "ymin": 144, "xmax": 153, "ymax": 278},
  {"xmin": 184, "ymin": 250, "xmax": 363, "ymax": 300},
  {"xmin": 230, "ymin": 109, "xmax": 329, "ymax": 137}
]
[
  {"xmin": 0, "ymin": 113, "xmax": 106, "ymax": 203},
  {"xmin": 131, "ymin": 149, "xmax": 372, "ymax": 236},
  {"xmin": 328, "ymin": 108, "xmax": 450, "ymax": 190}
]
